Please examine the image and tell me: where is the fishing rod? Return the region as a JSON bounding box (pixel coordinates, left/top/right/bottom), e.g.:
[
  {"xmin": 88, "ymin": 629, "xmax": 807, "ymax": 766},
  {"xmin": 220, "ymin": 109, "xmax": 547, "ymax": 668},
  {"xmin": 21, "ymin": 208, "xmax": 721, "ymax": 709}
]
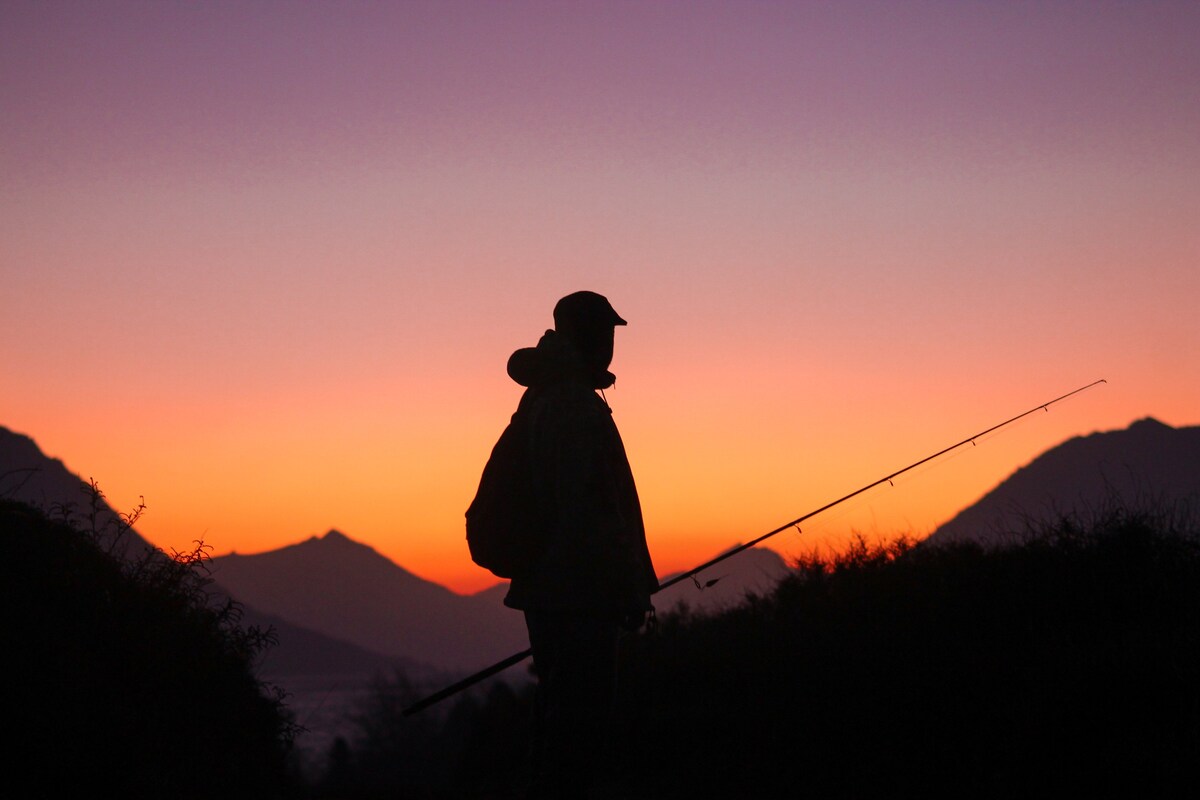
[
  {"xmin": 403, "ymin": 378, "xmax": 1106, "ymax": 716},
  {"xmin": 658, "ymin": 378, "xmax": 1106, "ymax": 592}
]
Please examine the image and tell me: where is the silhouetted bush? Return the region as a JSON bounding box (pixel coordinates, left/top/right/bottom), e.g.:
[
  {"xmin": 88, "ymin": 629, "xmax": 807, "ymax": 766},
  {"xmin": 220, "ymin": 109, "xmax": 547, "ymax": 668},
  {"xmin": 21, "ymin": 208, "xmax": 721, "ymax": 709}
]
[
  {"xmin": 323, "ymin": 501, "xmax": 1200, "ymax": 798},
  {"xmin": 1, "ymin": 495, "xmax": 297, "ymax": 799},
  {"xmin": 610, "ymin": 503, "xmax": 1200, "ymax": 798}
]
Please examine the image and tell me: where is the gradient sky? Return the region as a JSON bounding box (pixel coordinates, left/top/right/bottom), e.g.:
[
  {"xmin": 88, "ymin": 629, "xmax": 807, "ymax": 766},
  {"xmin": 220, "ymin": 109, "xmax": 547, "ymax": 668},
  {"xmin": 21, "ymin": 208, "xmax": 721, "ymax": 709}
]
[{"xmin": 3, "ymin": 1, "xmax": 1198, "ymax": 593}]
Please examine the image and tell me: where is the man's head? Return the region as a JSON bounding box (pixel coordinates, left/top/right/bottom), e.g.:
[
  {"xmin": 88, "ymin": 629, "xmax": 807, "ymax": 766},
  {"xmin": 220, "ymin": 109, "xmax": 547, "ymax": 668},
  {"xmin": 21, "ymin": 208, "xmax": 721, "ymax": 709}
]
[{"xmin": 553, "ymin": 291, "xmax": 626, "ymax": 370}]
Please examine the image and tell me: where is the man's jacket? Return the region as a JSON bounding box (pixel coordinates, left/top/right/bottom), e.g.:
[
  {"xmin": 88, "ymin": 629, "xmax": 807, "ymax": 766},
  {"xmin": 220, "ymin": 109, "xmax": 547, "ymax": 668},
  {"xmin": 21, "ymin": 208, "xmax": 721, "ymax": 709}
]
[{"xmin": 502, "ymin": 330, "xmax": 658, "ymax": 616}]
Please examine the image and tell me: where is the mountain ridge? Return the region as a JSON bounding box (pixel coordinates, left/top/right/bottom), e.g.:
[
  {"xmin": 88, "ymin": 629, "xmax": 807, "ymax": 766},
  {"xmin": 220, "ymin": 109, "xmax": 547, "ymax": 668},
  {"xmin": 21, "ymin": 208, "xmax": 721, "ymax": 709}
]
[
  {"xmin": 1, "ymin": 426, "xmax": 153, "ymax": 557},
  {"xmin": 0, "ymin": 426, "xmax": 408, "ymax": 682},
  {"xmin": 210, "ymin": 525, "xmax": 792, "ymax": 672},
  {"xmin": 210, "ymin": 529, "xmax": 531, "ymax": 673},
  {"xmin": 11, "ymin": 416, "xmax": 1197, "ymax": 675},
  {"xmin": 927, "ymin": 416, "xmax": 1200, "ymax": 546}
]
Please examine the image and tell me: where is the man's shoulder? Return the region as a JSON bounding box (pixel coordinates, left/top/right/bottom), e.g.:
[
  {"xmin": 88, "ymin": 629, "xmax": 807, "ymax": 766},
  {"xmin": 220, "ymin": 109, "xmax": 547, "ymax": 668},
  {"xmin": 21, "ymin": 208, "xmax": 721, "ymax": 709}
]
[
  {"xmin": 524, "ymin": 382, "xmax": 606, "ymax": 408},
  {"xmin": 522, "ymin": 384, "xmax": 610, "ymax": 429}
]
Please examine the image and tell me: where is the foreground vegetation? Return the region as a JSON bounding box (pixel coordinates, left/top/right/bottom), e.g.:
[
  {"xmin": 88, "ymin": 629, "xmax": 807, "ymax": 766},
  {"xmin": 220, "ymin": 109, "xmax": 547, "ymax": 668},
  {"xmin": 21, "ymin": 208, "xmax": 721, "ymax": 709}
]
[
  {"xmin": 6, "ymin": 484, "xmax": 1196, "ymax": 798},
  {"xmin": 322, "ymin": 502, "xmax": 1200, "ymax": 798},
  {"xmin": 1, "ymin": 492, "xmax": 297, "ymax": 799}
]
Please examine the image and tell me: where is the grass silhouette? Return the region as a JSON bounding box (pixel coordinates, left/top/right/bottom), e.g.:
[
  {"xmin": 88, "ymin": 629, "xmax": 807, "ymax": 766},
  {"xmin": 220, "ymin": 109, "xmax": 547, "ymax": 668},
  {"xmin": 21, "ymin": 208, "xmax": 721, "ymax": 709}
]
[
  {"xmin": 611, "ymin": 501, "xmax": 1200, "ymax": 798},
  {"xmin": 332, "ymin": 499, "xmax": 1200, "ymax": 799},
  {"xmin": 10, "ymin": 476, "xmax": 1193, "ymax": 798}
]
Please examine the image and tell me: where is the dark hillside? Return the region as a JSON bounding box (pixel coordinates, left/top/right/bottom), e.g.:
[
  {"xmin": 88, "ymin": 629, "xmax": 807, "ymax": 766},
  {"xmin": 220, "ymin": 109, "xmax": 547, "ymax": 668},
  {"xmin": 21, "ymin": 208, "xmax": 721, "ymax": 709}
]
[
  {"xmin": 609, "ymin": 504, "xmax": 1200, "ymax": 798},
  {"xmin": 0, "ymin": 499, "xmax": 296, "ymax": 799},
  {"xmin": 338, "ymin": 502, "xmax": 1200, "ymax": 798}
]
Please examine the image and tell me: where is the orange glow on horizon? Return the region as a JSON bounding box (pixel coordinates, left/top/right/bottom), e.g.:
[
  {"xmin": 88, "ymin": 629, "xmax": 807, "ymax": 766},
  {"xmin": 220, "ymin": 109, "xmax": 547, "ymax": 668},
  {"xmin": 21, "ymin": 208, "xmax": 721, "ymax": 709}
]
[{"xmin": 11, "ymin": 373, "xmax": 1170, "ymax": 596}]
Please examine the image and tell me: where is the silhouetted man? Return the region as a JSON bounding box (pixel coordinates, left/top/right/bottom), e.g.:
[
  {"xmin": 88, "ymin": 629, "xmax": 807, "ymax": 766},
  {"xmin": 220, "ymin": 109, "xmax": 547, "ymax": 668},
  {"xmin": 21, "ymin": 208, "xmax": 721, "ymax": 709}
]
[{"xmin": 502, "ymin": 291, "xmax": 658, "ymax": 798}]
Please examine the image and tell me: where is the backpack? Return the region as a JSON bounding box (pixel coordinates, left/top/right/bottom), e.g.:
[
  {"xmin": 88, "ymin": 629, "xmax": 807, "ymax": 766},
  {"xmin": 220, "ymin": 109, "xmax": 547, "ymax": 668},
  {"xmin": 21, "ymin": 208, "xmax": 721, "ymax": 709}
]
[{"xmin": 465, "ymin": 397, "xmax": 548, "ymax": 579}]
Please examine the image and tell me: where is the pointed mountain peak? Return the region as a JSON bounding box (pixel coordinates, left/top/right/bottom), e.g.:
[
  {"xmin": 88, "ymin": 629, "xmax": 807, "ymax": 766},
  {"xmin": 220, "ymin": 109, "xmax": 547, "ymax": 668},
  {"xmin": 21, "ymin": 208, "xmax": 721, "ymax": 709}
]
[
  {"xmin": 295, "ymin": 528, "xmax": 379, "ymax": 557},
  {"xmin": 237, "ymin": 527, "xmax": 436, "ymax": 584},
  {"xmin": 298, "ymin": 529, "xmax": 359, "ymax": 547},
  {"xmin": 1128, "ymin": 416, "xmax": 1173, "ymax": 432}
]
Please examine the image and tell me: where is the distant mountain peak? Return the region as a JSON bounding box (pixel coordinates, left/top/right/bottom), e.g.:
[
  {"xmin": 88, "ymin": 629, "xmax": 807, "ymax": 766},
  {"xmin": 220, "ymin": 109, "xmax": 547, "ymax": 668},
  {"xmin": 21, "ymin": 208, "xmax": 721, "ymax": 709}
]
[
  {"xmin": 305, "ymin": 528, "xmax": 382, "ymax": 558},
  {"xmin": 1, "ymin": 425, "xmax": 152, "ymax": 557},
  {"xmin": 294, "ymin": 528, "xmax": 368, "ymax": 550},
  {"xmin": 209, "ymin": 526, "xmax": 529, "ymax": 672},
  {"xmin": 1128, "ymin": 416, "xmax": 1172, "ymax": 432},
  {"xmin": 1, "ymin": 425, "xmax": 37, "ymax": 452},
  {"xmin": 1, "ymin": 426, "xmax": 67, "ymax": 475},
  {"xmin": 928, "ymin": 416, "xmax": 1200, "ymax": 546}
]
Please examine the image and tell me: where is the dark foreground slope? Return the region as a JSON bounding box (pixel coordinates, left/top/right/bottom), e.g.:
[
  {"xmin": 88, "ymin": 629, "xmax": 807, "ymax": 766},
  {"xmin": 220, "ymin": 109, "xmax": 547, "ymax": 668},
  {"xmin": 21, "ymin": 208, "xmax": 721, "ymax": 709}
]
[
  {"xmin": 0, "ymin": 499, "xmax": 296, "ymax": 799},
  {"xmin": 332, "ymin": 503, "xmax": 1200, "ymax": 799},
  {"xmin": 610, "ymin": 505, "xmax": 1200, "ymax": 798}
]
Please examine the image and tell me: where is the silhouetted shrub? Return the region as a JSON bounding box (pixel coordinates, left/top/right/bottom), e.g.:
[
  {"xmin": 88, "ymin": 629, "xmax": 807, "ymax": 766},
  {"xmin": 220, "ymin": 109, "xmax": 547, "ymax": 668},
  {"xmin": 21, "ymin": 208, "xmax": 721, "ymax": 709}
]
[
  {"xmin": 609, "ymin": 504, "xmax": 1200, "ymax": 798},
  {"xmin": 1, "ymin": 496, "xmax": 296, "ymax": 799},
  {"xmin": 328, "ymin": 501, "xmax": 1200, "ymax": 798}
]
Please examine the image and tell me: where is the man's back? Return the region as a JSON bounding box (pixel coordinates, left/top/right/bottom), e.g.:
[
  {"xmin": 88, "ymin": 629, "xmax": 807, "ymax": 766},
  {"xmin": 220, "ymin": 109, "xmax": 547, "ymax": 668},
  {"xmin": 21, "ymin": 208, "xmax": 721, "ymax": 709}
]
[
  {"xmin": 493, "ymin": 292, "xmax": 656, "ymax": 798},
  {"xmin": 502, "ymin": 324, "xmax": 655, "ymax": 614}
]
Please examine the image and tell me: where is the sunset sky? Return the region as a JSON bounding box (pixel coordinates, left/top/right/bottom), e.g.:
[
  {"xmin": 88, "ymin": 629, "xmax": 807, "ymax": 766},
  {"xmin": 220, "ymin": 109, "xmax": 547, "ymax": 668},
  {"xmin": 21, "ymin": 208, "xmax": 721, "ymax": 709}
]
[{"xmin": 3, "ymin": 1, "xmax": 1197, "ymax": 594}]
